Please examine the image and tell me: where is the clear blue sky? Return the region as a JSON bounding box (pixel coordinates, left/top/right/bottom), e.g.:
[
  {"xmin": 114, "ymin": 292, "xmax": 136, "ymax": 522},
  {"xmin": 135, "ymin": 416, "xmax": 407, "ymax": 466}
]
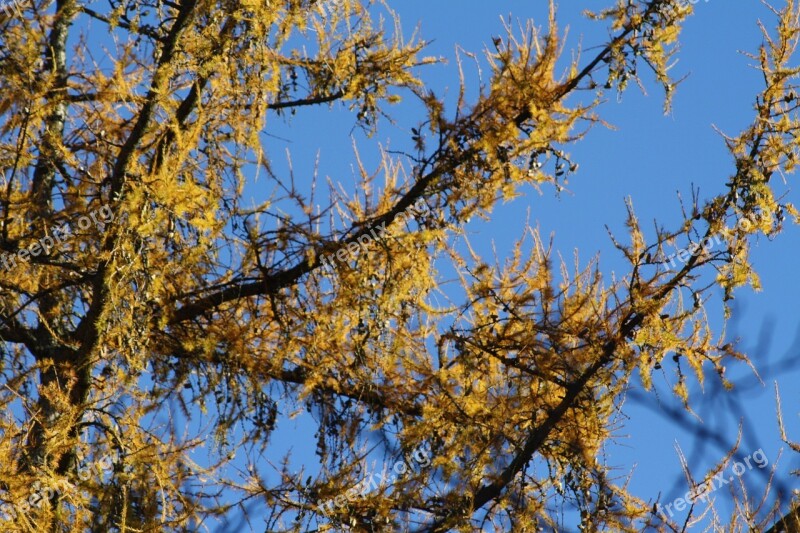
[{"xmin": 243, "ymin": 1, "xmax": 800, "ymax": 530}]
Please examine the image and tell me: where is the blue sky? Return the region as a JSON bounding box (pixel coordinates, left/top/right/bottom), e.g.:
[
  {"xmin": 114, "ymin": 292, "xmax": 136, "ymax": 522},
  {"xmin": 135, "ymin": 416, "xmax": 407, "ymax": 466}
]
[{"xmin": 247, "ymin": 1, "xmax": 800, "ymax": 530}]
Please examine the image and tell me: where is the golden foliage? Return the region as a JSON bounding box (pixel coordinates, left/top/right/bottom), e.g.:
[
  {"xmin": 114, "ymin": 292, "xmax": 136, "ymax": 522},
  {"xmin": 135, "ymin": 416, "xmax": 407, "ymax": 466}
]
[{"xmin": 0, "ymin": 0, "xmax": 798, "ymax": 531}]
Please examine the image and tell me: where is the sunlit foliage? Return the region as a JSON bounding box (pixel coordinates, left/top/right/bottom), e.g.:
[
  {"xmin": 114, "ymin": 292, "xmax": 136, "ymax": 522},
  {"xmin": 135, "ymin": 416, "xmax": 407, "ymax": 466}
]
[{"xmin": 0, "ymin": 0, "xmax": 799, "ymax": 531}]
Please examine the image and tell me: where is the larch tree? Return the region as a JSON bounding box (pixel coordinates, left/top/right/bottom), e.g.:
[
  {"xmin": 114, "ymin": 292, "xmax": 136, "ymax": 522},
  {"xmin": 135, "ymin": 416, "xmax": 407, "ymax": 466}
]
[{"xmin": 0, "ymin": 0, "xmax": 798, "ymax": 531}]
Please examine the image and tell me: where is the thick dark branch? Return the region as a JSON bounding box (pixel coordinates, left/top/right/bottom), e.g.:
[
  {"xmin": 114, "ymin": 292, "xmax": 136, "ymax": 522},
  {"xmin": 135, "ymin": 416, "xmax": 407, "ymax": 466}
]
[
  {"xmin": 265, "ymin": 90, "xmax": 346, "ymax": 110},
  {"xmin": 150, "ymin": 15, "xmax": 239, "ymax": 173},
  {"xmin": 765, "ymin": 504, "xmax": 800, "ymax": 533},
  {"xmin": 65, "ymin": 92, "xmax": 141, "ymax": 103},
  {"xmin": 470, "ymin": 345, "xmax": 616, "ymax": 508},
  {"xmin": 165, "ymin": 341, "xmax": 425, "ymax": 417},
  {"xmin": 78, "ymin": 6, "xmax": 164, "ymax": 41},
  {"xmin": 165, "ymin": 146, "xmax": 476, "ymax": 325},
  {"xmin": 107, "ymin": 0, "xmax": 199, "ymax": 198},
  {"xmin": 420, "ymin": 314, "xmax": 643, "ymax": 533},
  {"xmin": 515, "ymin": 0, "xmax": 669, "ymax": 127},
  {"xmin": 158, "ymin": 41, "xmax": 494, "ymax": 326},
  {"xmin": 0, "ymin": 316, "xmax": 37, "ymax": 345},
  {"xmin": 273, "ymin": 366, "xmax": 424, "ymax": 418}
]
